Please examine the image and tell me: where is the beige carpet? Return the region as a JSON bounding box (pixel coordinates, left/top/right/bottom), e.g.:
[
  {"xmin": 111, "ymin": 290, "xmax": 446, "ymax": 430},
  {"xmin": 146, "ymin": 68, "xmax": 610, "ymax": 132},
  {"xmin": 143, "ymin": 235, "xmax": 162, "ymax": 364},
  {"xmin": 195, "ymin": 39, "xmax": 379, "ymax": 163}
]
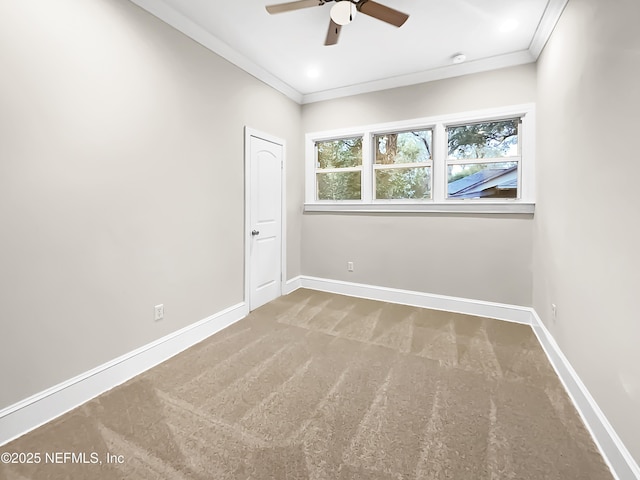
[{"xmin": 1, "ymin": 289, "xmax": 612, "ymax": 479}]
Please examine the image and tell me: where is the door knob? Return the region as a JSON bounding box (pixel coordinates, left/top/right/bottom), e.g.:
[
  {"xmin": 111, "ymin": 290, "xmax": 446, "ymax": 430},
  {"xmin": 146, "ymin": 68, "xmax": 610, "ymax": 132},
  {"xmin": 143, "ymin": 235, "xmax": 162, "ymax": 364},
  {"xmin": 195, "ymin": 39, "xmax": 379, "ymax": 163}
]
[{"xmin": 251, "ymin": 230, "xmax": 260, "ymax": 236}]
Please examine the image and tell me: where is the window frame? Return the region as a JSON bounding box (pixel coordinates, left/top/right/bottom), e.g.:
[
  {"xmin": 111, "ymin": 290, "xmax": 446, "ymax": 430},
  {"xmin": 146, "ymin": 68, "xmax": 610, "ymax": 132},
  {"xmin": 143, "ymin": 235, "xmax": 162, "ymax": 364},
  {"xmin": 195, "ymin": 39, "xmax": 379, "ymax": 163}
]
[
  {"xmin": 315, "ymin": 135, "xmax": 364, "ymax": 201},
  {"xmin": 445, "ymin": 117, "xmax": 522, "ymax": 200},
  {"xmin": 304, "ymin": 104, "xmax": 535, "ymax": 214},
  {"xmin": 372, "ymin": 128, "xmax": 434, "ymax": 201}
]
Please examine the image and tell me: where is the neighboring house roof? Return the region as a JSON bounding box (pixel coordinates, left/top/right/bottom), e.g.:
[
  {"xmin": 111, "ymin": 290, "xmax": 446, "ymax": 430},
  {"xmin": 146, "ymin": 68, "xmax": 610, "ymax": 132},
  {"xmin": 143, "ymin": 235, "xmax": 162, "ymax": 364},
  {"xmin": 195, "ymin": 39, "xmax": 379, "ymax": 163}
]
[
  {"xmin": 496, "ymin": 177, "xmax": 518, "ymax": 190},
  {"xmin": 448, "ymin": 165, "xmax": 518, "ymax": 198}
]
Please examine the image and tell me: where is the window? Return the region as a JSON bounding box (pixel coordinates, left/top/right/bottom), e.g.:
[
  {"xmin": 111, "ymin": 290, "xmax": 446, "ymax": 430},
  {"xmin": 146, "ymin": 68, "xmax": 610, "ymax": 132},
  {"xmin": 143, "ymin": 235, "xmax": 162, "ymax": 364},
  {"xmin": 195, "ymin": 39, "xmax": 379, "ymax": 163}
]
[
  {"xmin": 374, "ymin": 129, "xmax": 432, "ymax": 200},
  {"xmin": 316, "ymin": 137, "xmax": 362, "ymax": 200},
  {"xmin": 305, "ymin": 105, "xmax": 535, "ymax": 213},
  {"xmin": 447, "ymin": 119, "xmax": 520, "ymax": 199}
]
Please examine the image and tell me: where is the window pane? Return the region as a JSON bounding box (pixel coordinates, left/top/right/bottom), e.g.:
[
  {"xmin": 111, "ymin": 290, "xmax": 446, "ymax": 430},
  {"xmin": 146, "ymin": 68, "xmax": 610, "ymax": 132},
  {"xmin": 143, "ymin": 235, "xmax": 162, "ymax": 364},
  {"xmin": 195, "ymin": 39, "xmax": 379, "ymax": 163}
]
[
  {"xmin": 317, "ymin": 171, "xmax": 361, "ymax": 200},
  {"xmin": 374, "ymin": 130, "xmax": 432, "ymax": 164},
  {"xmin": 448, "ymin": 162, "xmax": 518, "ymax": 199},
  {"xmin": 317, "ymin": 137, "xmax": 362, "ymax": 169},
  {"xmin": 375, "ymin": 167, "xmax": 431, "ymax": 200},
  {"xmin": 448, "ymin": 119, "xmax": 519, "ymax": 159}
]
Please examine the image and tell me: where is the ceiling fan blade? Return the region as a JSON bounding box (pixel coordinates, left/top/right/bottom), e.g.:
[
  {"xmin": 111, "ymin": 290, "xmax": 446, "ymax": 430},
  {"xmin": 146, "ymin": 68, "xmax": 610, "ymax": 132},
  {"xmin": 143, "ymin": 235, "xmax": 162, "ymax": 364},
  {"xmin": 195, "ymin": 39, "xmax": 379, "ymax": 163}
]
[
  {"xmin": 324, "ymin": 19, "xmax": 341, "ymax": 45},
  {"xmin": 356, "ymin": 0, "xmax": 409, "ymax": 27},
  {"xmin": 266, "ymin": 0, "xmax": 323, "ymax": 14}
]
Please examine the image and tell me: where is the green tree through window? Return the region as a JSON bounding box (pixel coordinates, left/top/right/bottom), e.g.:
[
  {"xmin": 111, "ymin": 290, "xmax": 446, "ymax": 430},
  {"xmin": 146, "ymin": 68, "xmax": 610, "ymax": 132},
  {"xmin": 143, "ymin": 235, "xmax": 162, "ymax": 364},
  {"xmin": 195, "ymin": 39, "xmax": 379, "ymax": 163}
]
[
  {"xmin": 316, "ymin": 137, "xmax": 362, "ymax": 200},
  {"xmin": 374, "ymin": 130, "xmax": 432, "ymax": 200},
  {"xmin": 447, "ymin": 119, "xmax": 520, "ymax": 199},
  {"xmin": 448, "ymin": 120, "xmax": 518, "ymax": 159}
]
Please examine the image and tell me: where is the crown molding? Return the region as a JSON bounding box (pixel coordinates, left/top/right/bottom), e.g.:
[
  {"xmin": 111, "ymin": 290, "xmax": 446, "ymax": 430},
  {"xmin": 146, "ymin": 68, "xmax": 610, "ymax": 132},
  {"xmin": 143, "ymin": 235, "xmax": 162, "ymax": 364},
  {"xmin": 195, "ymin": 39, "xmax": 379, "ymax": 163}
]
[
  {"xmin": 129, "ymin": 0, "xmax": 568, "ymax": 106},
  {"xmin": 529, "ymin": 0, "xmax": 570, "ymax": 57},
  {"xmin": 300, "ymin": 50, "xmax": 535, "ymax": 104},
  {"xmin": 128, "ymin": 0, "xmax": 303, "ymax": 103}
]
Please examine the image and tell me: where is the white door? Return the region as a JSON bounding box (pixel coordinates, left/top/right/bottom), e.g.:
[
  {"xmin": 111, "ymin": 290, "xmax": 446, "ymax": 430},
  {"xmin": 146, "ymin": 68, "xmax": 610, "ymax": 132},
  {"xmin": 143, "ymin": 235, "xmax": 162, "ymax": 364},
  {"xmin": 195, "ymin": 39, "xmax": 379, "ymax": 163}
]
[{"xmin": 248, "ymin": 133, "xmax": 283, "ymax": 310}]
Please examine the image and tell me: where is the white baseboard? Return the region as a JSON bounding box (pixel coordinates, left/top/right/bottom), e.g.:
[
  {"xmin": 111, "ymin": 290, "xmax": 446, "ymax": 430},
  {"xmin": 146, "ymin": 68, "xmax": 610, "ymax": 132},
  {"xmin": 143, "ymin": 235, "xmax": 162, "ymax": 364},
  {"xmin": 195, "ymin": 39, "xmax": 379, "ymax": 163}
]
[
  {"xmin": 294, "ymin": 275, "xmax": 533, "ymax": 324},
  {"xmin": 2, "ymin": 278, "xmax": 638, "ymax": 480},
  {"xmin": 530, "ymin": 311, "xmax": 640, "ymax": 480},
  {"xmin": 283, "ymin": 276, "xmax": 302, "ymax": 295},
  {"xmin": 288, "ymin": 275, "xmax": 639, "ymax": 480},
  {"xmin": 0, "ymin": 302, "xmax": 248, "ymax": 447}
]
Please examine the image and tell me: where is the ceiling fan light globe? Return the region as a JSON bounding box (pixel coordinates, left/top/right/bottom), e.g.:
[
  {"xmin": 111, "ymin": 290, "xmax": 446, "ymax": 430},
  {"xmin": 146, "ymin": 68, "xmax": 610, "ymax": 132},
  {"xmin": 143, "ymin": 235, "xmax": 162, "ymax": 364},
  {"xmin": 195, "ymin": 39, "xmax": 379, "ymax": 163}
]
[{"xmin": 330, "ymin": 1, "xmax": 356, "ymax": 26}]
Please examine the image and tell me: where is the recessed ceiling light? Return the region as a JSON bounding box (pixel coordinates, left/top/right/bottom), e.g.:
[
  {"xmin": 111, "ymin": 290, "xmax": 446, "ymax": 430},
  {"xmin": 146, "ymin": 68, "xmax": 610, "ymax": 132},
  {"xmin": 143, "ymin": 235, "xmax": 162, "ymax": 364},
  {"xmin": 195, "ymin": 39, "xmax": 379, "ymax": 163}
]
[
  {"xmin": 499, "ymin": 18, "xmax": 519, "ymax": 33},
  {"xmin": 306, "ymin": 66, "xmax": 320, "ymax": 79},
  {"xmin": 452, "ymin": 53, "xmax": 466, "ymax": 64}
]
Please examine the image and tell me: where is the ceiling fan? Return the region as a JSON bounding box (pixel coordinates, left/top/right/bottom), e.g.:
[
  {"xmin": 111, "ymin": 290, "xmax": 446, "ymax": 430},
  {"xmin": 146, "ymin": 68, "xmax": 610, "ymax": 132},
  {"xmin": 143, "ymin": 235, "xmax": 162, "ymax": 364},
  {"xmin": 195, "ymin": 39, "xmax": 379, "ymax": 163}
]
[{"xmin": 265, "ymin": 0, "xmax": 409, "ymax": 46}]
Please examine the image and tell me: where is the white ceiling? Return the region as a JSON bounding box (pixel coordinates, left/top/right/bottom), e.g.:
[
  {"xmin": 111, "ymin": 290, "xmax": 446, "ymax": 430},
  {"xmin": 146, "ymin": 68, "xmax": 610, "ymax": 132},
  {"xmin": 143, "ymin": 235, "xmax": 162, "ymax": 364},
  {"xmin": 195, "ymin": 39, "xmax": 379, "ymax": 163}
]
[{"xmin": 130, "ymin": 0, "xmax": 568, "ymax": 104}]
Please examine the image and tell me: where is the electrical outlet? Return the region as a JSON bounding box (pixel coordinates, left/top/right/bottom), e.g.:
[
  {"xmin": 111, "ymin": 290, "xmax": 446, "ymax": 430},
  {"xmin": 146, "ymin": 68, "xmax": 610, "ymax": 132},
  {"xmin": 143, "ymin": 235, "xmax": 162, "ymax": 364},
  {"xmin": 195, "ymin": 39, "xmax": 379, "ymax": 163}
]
[
  {"xmin": 347, "ymin": 261, "xmax": 354, "ymax": 272},
  {"xmin": 551, "ymin": 303, "xmax": 557, "ymax": 322},
  {"xmin": 154, "ymin": 304, "xmax": 164, "ymax": 321}
]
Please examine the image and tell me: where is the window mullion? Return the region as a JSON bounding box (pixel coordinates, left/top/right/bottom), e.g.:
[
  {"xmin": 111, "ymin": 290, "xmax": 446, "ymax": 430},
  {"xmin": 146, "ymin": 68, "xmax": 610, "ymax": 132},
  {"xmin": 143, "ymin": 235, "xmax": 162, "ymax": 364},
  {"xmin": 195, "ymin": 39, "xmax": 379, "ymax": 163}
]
[
  {"xmin": 373, "ymin": 162, "xmax": 431, "ymax": 170},
  {"xmin": 446, "ymin": 156, "xmax": 521, "ymax": 166},
  {"xmin": 432, "ymin": 123, "xmax": 446, "ymax": 202},
  {"xmin": 317, "ymin": 166, "xmax": 363, "ymax": 173},
  {"xmin": 362, "ymin": 132, "xmax": 373, "ymax": 203}
]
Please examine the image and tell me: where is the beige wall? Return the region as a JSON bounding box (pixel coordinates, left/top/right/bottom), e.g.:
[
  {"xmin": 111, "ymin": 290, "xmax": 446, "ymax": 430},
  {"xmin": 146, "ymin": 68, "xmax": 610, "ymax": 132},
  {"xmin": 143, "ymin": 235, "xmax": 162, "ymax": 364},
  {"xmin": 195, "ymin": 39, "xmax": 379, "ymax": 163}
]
[
  {"xmin": 5, "ymin": 0, "xmax": 638, "ymax": 468},
  {"xmin": 301, "ymin": 65, "xmax": 537, "ymax": 305},
  {"xmin": 534, "ymin": 0, "xmax": 640, "ymax": 464},
  {"xmin": 302, "ymin": 64, "xmax": 537, "ymax": 132},
  {"xmin": 0, "ymin": 0, "xmax": 302, "ymax": 409}
]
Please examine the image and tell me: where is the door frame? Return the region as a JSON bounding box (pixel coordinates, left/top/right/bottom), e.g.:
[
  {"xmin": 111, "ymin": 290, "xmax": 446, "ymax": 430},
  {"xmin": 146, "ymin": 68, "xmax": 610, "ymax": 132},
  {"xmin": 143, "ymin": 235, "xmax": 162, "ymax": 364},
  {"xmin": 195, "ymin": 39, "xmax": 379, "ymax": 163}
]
[{"xmin": 244, "ymin": 126, "xmax": 287, "ymax": 310}]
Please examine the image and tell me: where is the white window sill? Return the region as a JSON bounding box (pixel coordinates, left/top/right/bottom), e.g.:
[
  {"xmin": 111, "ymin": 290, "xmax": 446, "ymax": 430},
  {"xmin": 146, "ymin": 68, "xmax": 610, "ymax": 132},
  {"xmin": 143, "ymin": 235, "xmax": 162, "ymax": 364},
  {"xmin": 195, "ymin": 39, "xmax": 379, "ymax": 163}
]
[{"xmin": 304, "ymin": 202, "xmax": 535, "ymax": 215}]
